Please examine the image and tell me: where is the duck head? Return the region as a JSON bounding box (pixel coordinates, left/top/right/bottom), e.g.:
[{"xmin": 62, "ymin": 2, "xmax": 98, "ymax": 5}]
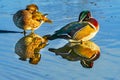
[
  {"xmin": 79, "ymin": 10, "xmax": 99, "ymax": 30},
  {"xmin": 79, "ymin": 10, "xmax": 91, "ymax": 22},
  {"xmin": 26, "ymin": 4, "xmax": 39, "ymax": 13},
  {"xmin": 81, "ymin": 60, "xmax": 93, "ymax": 68},
  {"xmin": 32, "ymin": 12, "xmax": 52, "ymax": 23}
]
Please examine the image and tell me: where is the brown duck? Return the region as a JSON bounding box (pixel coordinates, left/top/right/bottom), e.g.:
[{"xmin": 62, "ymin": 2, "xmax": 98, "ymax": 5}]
[{"xmin": 13, "ymin": 4, "xmax": 52, "ymax": 33}]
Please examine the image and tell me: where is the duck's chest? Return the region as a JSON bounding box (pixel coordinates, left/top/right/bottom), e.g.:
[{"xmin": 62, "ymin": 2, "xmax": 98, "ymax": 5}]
[{"xmin": 68, "ymin": 24, "xmax": 96, "ymax": 40}]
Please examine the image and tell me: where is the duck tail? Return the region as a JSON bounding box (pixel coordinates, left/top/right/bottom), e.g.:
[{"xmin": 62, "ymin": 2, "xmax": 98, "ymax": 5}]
[
  {"xmin": 47, "ymin": 33, "xmax": 59, "ymax": 40},
  {"xmin": 44, "ymin": 33, "xmax": 71, "ymax": 40},
  {"xmin": 42, "ymin": 34, "xmax": 58, "ymax": 40}
]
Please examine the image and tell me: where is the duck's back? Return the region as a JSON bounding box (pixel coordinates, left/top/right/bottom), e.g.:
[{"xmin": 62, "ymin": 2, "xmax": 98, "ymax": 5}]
[{"xmin": 13, "ymin": 10, "xmax": 26, "ymax": 29}]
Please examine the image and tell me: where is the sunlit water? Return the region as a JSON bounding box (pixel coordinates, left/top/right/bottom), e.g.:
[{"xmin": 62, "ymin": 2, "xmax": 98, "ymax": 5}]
[{"xmin": 0, "ymin": 0, "xmax": 120, "ymax": 80}]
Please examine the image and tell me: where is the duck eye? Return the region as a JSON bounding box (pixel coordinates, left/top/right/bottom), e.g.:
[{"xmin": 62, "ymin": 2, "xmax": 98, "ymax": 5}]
[{"xmin": 84, "ymin": 12, "xmax": 91, "ymax": 21}]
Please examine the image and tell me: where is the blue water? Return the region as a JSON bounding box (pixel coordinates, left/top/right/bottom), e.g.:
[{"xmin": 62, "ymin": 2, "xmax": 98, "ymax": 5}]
[{"xmin": 0, "ymin": 0, "xmax": 120, "ymax": 80}]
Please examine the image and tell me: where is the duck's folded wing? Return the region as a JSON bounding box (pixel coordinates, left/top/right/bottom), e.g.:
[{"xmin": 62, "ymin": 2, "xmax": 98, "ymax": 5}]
[{"xmin": 55, "ymin": 21, "xmax": 85, "ymax": 35}]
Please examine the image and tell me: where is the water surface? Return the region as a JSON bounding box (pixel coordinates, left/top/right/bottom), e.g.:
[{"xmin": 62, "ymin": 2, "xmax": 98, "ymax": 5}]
[{"xmin": 0, "ymin": 0, "xmax": 120, "ymax": 80}]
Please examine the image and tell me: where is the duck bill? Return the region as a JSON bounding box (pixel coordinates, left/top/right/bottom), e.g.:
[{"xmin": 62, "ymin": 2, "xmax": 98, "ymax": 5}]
[
  {"xmin": 43, "ymin": 14, "xmax": 52, "ymax": 23},
  {"xmin": 44, "ymin": 18, "xmax": 52, "ymax": 23}
]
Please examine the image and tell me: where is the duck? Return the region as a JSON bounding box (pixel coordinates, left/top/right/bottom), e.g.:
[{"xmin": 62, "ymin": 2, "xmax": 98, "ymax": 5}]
[
  {"xmin": 13, "ymin": 4, "xmax": 52, "ymax": 34},
  {"xmin": 48, "ymin": 10, "xmax": 99, "ymax": 42},
  {"xmin": 15, "ymin": 33, "xmax": 48, "ymax": 64}
]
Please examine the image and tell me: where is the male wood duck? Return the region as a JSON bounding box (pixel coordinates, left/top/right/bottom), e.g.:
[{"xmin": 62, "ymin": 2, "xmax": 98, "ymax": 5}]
[
  {"xmin": 13, "ymin": 4, "xmax": 52, "ymax": 33},
  {"xmin": 48, "ymin": 10, "xmax": 99, "ymax": 42}
]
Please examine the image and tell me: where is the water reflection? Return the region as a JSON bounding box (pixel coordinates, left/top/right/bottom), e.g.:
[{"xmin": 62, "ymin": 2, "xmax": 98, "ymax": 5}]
[
  {"xmin": 49, "ymin": 41, "xmax": 100, "ymax": 68},
  {"xmin": 15, "ymin": 33, "xmax": 48, "ymax": 64}
]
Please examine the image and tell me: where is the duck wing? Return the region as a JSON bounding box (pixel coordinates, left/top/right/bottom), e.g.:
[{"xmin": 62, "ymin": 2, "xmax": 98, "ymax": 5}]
[{"xmin": 49, "ymin": 21, "xmax": 86, "ymax": 40}]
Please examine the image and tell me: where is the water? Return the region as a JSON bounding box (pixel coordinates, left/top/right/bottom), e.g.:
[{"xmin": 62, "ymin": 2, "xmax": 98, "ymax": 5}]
[{"xmin": 0, "ymin": 0, "xmax": 120, "ymax": 80}]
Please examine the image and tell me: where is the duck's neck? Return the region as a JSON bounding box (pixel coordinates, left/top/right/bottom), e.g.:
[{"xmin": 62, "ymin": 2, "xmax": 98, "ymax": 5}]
[{"xmin": 88, "ymin": 18, "xmax": 99, "ymax": 30}]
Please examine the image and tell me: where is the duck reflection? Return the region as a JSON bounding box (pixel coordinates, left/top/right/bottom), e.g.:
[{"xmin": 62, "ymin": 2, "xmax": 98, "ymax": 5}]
[
  {"xmin": 49, "ymin": 41, "xmax": 100, "ymax": 68},
  {"xmin": 15, "ymin": 33, "xmax": 48, "ymax": 64}
]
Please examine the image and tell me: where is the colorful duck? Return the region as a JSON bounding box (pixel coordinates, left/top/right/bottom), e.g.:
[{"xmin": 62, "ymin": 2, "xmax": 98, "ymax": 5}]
[
  {"xmin": 13, "ymin": 4, "xmax": 52, "ymax": 33},
  {"xmin": 48, "ymin": 11, "xmax": 99, "ymax": 42}
]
